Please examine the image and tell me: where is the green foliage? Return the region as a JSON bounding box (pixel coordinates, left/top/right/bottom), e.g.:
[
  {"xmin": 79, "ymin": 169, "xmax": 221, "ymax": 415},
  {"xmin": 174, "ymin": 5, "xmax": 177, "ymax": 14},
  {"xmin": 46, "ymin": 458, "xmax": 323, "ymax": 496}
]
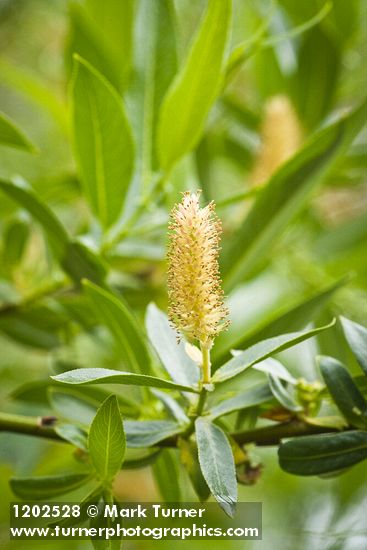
[
  {"xmin": 212, "ymin": 322, "xmax": 334, "ymax": 383},
  {"xmin": 83, "ymin": 280, "xmax": 152, "ymax": 374},
  {"xmin": 196, "ymin": 417, "xmax": 237, "ymax": 517},
  {"xmin": 145, "ymin": 303, "xmax": 199, "ymax": 386},
  {"xmin": 340, "ymin": 316, "xmax": 367, "ymax": 375},
  {"xmin": 52, "ymin": 367, "xmax": 199, "ymax": 392},
  {"xmin": 319, "ymin": 355, "xmax": 367, "ymax": 429},
  {"xmin": 157, "ymin": 0, "xmax": 232, "ymax": 171},
  {"xmin": 0, "ymin": 111, "xmax": 37, "ymax": 152},
  {"xmin": 10, "ymin": 474, "xmax": 91, "ymax": 500},
  {"xmin": 71, "ymin": 56, "xmax": 134, "ymax": 227},
  {"xmin": 278, "ymin": 431, "xmax": 367, "ymax": 476},
  {"xmin": 208, "ymin": 384, "xmax": 272, "ymax": 420},
  {"xmin": 88, "ymin": 395, "xmax": 126, "ymax": 483},
  {"xmin": 124, "ymin": 420, "xmax": 184, "ymax": 447}
]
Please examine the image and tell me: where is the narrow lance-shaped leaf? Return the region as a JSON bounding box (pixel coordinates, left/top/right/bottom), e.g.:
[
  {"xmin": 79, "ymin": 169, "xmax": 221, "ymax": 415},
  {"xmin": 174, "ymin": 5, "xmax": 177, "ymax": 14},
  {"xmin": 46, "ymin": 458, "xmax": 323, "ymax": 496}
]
[
  {"xmin": 268, "ymin": 375, "xmax": 302, "ymax": 412},
  {"xmin": 253, "ymin": 358, "xmax": 297, "ymax": 384},
  {"xmin": 51, "ymin": 367, "xmax": 199, "ymax": 393},
  {"xmin": 48, "ymin": 387, "xmax": 98, "ymax": 426},
  {"xmin": 278, "ymin": 431, "xmax": 367, "ymax": 476},
  {"xmin": 10, "ymin": 474, "xmax": 91, "ymax": 500},
  {"xmin": 212, "ymin": 321, "xmax": 335, "ymax": 383},
  {"xmin": 213, "ymin": 278, "xmax": 345, "ymax": 365},
  {"xmin": 0, "ymin": 111, "xmax": 37, "ymax": 152},
  {"xmin": 88, "ymin": 395, "xmax": 126, "ymax": 482},
  {"xmin": 340, "ymin": 316, "xmax": 367, "ymax": 376},
  {"xmin": 83, "ymin": 280, "xmax": 152, "ymax": 375},
  {"xmin": 157, "ymin": 0, "xmax": 232, "ymax": 171},
  {"xmin": 55, "ymin": 424, "xmax": 88, "ymax": 451},
  {"xmin": 72, "ymin": 55, "xmax": 134, "ymax": 227},
  {"xmin": 125, "ymin": 420, "xmax": 184, "ymax": 448},
  {"xmin": 208, "ymin": 384, "xmax": 272, "ymax": 420},
  {"xmin": 3, "ymin": 218, "xmax": 29, "ymax": 268},
  {"xmin": 151, "ymin": 388, "xmax": 189, "ymax": 424},
  {"xmin": 129, "ymin": 0, "xmax": 178, "ymax": 181},
  {"xmin": 318, "ymin": 355, "xmax": 367, "ymax": 429},
  {"xmin": 146, "ymin": 303, "xmax": 199, "ymax": 386},
  {"xmin": 195, "ymin": 417, "xmax": 237, "ymax": 517}
]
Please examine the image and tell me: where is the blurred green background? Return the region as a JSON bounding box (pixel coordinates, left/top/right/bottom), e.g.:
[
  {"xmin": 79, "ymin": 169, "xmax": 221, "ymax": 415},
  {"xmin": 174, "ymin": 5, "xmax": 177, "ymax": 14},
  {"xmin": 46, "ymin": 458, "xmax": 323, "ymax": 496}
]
[{"xmin": 1, "ymin": 0, "xmax": 367, "ymax": 548}]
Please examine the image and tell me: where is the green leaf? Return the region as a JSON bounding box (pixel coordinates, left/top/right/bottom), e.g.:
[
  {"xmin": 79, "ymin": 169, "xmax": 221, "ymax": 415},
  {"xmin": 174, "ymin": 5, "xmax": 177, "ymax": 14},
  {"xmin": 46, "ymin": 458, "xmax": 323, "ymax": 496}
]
[
  {"xmin": 122, "ymin": 448, "xmax": 162, "ymax": 470},
  {"xmin": 214, "ymin": 279, "xmax": 345, "ymax": 364},
  {"xmin": 293, "ymin": 27, "xmax": 340, "ymax": 130},
  {"xmin": 10, "ymin": 474, "xmax": 91, "ymax": 500},
  {"xmin": 11, "ymin": 379, "xmax": 50, "ymax": 404},
  {"xmin": 151, "ymin": 389, "xmax": 189, "ymax": 424},
  {"xmin": 128, "ymin": 0, "xmax": 178, "ymax": 182},
  {"xmin": 195, "ymin": 417, "xmax": 237, "ymax": 516},
  {"xmin": 124, "ymin": 420, "xmax": 184, "ymax": 447},
  {"xmin": 152, "ymin": 449, "xmax": 182, "ymax": 502},
  {"xmin": 225, "ymin": 2, "xmax": 331, "ymax": 86},
  {"xmin": 83, "ymin": 280, "xmax": 152, "ymax": 375},
  {"xmin": 49, "ymin": 385, "xmax": 139, "ymax": 421},
  {"xmin": 278, "ymin": 431, "xmax": 367, "ymax": 476},
  {"xmin": 71, "ymin": 55, "xmax": 134, "ymax": 227},
  {"xmin": 221, "ymin": 97, "xmax": 367, "ymax": 291},
  {"xmin": 67, "ymin": 2, "xmax": 121, "ymax": 92},
  {"xmin": 157, "ymin": 0, "xmax": 232, "ymax": 171},
  {"xmin": 0, "ymin": 178, "xmax": 68, "ymax": 256},
  {"xmin": 319, "ymin": 355, "xmax": 367, "ymax": 429},
  {"xmin": 68, "ymin": 0, "xmax": 134, "ymax": 91},
  {"xmin": 208, "ymin": 384, "xmax": 272, "ymax": 420},
  {"xmin": 62, "ymin": 241, "xmax": 106, "ymax": 286},
  {"xmin": 253, "ymin": 358, "xmax": 297, "ymax": 384},
  {"xmin": 212, "ymin": 322, "xmax": 334, "ymax": 384},
  {"xmin": 2, "ymin": 218, "xmax": 29, "ymax": 268},
  {"xmin": 340, "ymin": 316, "xmax": 367, "ymax": 376},
  {"xmin": 146, "ymin": 303, "xmax": 199, "ymax": 386},
  {"xmin": 0, "ymin": 111, "xmax": 36, "ymax": 152},
  {"xmin": 88, "ymin": 395, "xmax": 126, "ymax": 482},
  {"xmin": 51, "ymin": 367, "xmax": 199, "ymax": 393},
  {"xmin": 178, "ymin": 438, "xmax": 210, "ymax": 502},
  {"xmin": 55, "ymin": 424, "xmax": 88, "ymax": 451},
  {"xmin": 49, "ymin": 388, "xmax": 98, "ymax": 426},
  {"xmin": 0, "ymin": 178, "xmax": 105, "ymax": 285},
  {"xmin": 87, "ymin": 0, "xmax": 134, "ymax": 84},
  {"xmin": 0, "ymin": 305, "xmax": 64, "ymax": 350},
  {"xmin": 268, "ymin": 375, "xmax": 302, "ymax": 412}
]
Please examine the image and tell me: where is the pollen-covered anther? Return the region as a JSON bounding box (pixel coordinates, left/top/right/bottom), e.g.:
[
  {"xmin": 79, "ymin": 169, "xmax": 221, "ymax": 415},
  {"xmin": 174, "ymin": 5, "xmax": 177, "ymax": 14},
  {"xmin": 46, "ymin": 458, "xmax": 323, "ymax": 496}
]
[{"xmin": 167, "ymin": 191, "xmax": 229, "ymax": 345}]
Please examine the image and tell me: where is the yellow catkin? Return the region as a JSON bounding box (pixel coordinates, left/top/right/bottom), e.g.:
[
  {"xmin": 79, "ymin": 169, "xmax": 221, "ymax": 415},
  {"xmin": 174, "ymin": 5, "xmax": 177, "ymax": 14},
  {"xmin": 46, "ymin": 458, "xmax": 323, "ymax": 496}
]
[
  {"xmin": 167, "ymin": 191, "xmax": 229, "ymax": 346},
  {"xmin": 251, "ymin": 94, "xmax": 303, "ymax": 186}
]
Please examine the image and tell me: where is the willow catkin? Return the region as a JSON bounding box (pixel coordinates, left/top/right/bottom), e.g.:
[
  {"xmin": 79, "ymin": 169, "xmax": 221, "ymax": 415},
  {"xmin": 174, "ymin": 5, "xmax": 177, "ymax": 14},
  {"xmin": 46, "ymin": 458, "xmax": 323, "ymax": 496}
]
[
  {"xmin": 251, "ymin": 95, "xmax": 303, "ymax": 186},
  {"xmin": 167, "ymin": 191, "xmax": 229, "ymax": 346}
]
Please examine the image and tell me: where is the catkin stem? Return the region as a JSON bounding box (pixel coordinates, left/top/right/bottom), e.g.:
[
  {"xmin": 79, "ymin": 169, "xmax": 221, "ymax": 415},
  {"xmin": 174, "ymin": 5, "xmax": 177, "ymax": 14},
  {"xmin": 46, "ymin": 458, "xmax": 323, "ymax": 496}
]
[{"xmin": 201, "ymin": 342, "xmax": 211, "ymax": 384}]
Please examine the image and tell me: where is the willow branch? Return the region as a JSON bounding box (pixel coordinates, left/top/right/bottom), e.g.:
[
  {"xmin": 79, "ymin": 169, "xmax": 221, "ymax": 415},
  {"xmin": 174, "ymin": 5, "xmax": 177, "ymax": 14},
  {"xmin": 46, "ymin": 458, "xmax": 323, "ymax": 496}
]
[
  {"xmin": 0, "ymin": 412, "xmax": 62, "ymax": 441},
  {"xmin": 0, "ymin": 412, "xmax": 342, "ymax": 448}
]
